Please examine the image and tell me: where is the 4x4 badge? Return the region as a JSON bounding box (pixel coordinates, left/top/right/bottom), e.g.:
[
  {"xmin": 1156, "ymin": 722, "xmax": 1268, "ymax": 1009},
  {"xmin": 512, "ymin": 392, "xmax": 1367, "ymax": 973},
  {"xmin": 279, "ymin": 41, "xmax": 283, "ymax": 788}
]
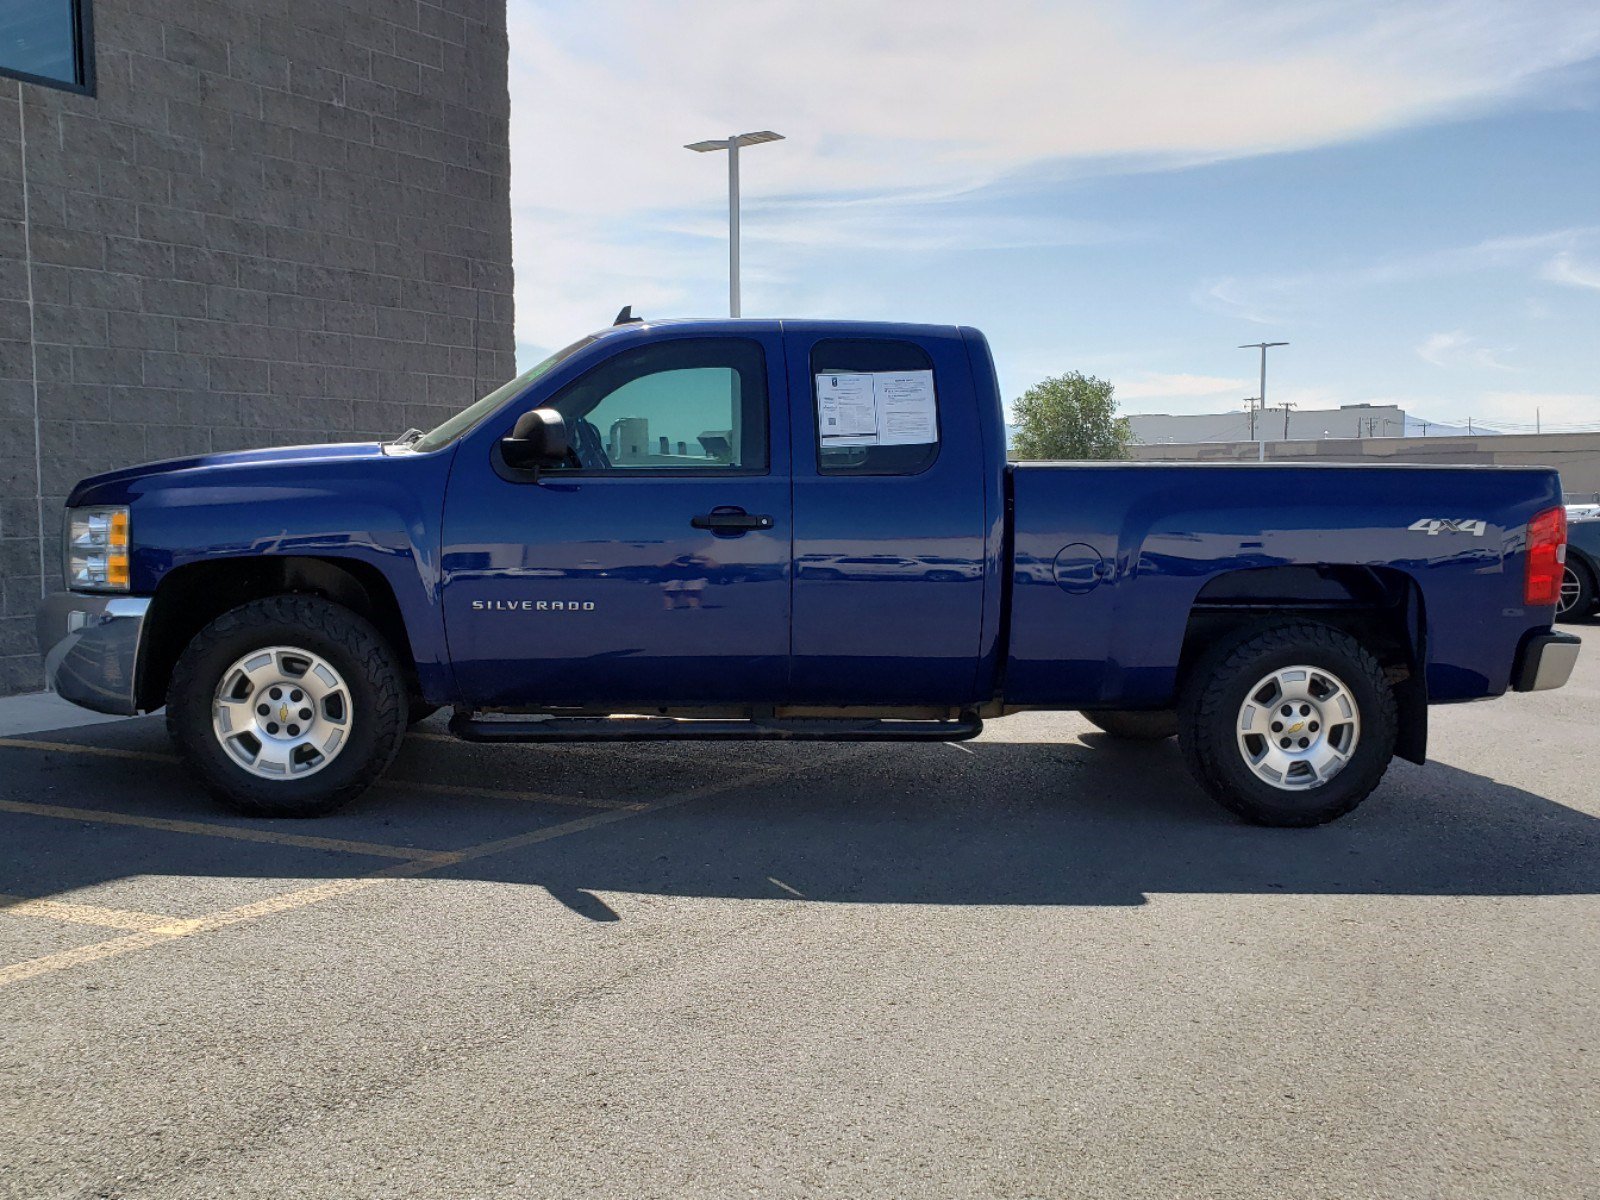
[{"xmin": 1408, "ymin": 518, "xmax": 1487, "ymax": 536}]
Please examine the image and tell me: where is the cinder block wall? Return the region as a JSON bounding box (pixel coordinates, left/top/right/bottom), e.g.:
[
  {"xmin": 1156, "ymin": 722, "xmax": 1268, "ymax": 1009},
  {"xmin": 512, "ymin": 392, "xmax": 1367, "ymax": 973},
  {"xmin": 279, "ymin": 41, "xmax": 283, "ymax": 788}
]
[{"xmin": 0, "ymin": 0, "xmax": 515, "ymax": 694}]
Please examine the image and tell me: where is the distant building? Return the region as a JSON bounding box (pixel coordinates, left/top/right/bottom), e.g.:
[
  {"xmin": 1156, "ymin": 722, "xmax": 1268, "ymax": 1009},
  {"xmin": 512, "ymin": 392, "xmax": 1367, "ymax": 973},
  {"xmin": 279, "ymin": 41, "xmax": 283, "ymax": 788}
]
[
  {"xmin": 1128, "ymin": 404, "xmax": 1409, "ymax": 446},
  {"xmin": 1128, "ymin": 430, "xmax": 1600, "ymax": 496}
]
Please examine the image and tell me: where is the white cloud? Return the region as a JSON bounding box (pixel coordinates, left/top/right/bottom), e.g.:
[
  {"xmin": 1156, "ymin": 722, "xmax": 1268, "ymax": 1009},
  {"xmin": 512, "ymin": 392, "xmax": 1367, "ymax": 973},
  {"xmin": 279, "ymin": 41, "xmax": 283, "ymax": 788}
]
[
  {"xmin": 1475, "ymin": 392, "xmax": 1600, "ymax": 429},
  {"xmin": 1193, "ymin": 278, "xmax": 1288, "ymax": 326},
  {"xmin": 1542, "ymin": 252, "xmax": 1600, "ymax": 291},
  {"xmin": 1117, "ymin": 372, "xmax": 1248, "ymax": 400},
  {"xmin": 1197, "ymin": 227, "xmax": 1600, "ymax": 326},
  {"xmin": 507, "ymin": 0, "xmax": 1600, "ymax": 352},
  {"xmin": 1416, "ymin": 330, "xmax": 1513, "ymax": 370},
  {"xmin": 1417, "ymin": 331, "xmax": 1468, "ymax": 366}
]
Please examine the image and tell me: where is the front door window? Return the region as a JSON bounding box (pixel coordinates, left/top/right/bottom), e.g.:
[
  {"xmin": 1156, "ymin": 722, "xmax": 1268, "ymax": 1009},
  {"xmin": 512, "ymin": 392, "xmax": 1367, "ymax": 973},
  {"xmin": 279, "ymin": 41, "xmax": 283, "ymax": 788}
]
[{"xmin": 546, "ymin": 339, "xmax": 769, "ymax": 473}]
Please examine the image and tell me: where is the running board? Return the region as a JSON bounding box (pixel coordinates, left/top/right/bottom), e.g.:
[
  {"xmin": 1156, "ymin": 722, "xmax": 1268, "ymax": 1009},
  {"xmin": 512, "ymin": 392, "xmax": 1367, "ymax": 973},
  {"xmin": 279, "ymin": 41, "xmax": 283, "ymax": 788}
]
[{"xmin": 448, "ymin": 712, "xmax": 983, "ymax": 744}]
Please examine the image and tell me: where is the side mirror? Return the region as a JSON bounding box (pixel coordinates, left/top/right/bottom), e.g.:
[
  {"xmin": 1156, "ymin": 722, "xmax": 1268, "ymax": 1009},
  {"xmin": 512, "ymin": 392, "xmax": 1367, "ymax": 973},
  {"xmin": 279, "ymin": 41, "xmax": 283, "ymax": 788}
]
[{"xmin": 500, "ymin": 408, "xmax": 570, "ymax": 471}]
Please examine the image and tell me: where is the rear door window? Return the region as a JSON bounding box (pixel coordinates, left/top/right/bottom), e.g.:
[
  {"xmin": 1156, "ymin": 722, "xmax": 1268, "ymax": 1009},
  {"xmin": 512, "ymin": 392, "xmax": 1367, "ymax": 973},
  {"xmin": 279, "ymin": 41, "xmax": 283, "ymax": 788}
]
[{"xmin": 810, "ymin": 339, "xmax": 939, "ymax": 476}]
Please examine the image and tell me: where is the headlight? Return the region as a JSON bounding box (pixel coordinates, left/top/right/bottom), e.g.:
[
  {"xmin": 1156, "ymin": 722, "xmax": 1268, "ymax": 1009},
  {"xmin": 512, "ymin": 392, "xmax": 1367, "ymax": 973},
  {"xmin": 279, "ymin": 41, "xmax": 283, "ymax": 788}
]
[{"xmin": 65, "ymin": 506, "xmax": 131, "ymax": 591}]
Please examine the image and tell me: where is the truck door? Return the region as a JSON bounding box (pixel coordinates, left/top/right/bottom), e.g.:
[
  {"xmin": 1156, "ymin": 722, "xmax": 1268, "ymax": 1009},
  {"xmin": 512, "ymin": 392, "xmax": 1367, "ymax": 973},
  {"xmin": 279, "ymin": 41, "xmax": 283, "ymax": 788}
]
[
  {"xmin": 783, "ymin": 328, "xmax": 992, "ymax": 705},
  {"xmin": 440, "ymin": 332, "xmax": 791, "ymax": 708}
]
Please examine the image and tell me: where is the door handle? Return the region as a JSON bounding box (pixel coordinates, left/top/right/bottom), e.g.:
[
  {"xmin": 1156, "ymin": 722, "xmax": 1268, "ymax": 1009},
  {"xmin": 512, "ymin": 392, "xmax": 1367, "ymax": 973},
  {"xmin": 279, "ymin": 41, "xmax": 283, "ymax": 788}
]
[{"xmin": 691, "ymin": 510, "xmax": 774, "ymax": 532}]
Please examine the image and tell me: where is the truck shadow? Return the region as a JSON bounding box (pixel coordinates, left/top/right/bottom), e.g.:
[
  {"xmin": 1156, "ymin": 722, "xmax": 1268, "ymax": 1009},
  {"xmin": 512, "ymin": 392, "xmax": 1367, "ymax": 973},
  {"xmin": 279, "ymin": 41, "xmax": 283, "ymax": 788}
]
[
  {"xmin": 3, "ymin": 723, "xmax": 1598, "ymax": 922},
  {"xmin": 484, "ymin": 738, "xmax": 1600, "ymax": 919}
]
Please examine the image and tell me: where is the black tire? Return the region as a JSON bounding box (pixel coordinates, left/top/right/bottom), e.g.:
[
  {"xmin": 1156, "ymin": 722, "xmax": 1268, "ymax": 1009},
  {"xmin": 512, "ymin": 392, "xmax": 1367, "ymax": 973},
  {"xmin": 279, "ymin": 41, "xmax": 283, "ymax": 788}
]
[
  {"xmin": 1082, "ymin": 709, "xmax": 1178, "ymax": 740},
  {"xmin": 166, "ymin": 595, "xmax": 407, "ymax": 818},
  {"xmin": 1178, "ymin": 620, "xmax": 1397, "ymax": 828},
  {"xmin": 1558, "ymin": 558, "xmax": 1596, "ymax": 623}
]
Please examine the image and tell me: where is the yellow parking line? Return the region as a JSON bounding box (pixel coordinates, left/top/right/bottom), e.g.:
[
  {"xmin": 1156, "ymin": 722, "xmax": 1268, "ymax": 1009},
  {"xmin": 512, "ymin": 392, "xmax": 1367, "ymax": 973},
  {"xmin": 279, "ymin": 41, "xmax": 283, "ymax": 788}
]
[
  {"xmin": 0, "ymin": 798, "xmax": 445, "ymax": 863},
  {"xmin": 0, "ymin": 894, "xmax": 185, "ymax": 932},
  {"xmin": 0, "ymin": 878, "xmax": 379, "ymax": 988},
  {"xmin": 0, "ymin": 737, "xmax": 178, "ymax": 763},
  {"xmin": 379, "ymin": 762, "xmax": 819, "ymax": 878},
  {"xmin": 0, "ymin": 736, "xmax": 627, "ymax": 812},
  {"xmin": 0, "ymin": 754, "xmax": 842, "ymax": 989},
  {"xmin": 376, "ymin": 777, "xmax": 638, "ymax": 811}
]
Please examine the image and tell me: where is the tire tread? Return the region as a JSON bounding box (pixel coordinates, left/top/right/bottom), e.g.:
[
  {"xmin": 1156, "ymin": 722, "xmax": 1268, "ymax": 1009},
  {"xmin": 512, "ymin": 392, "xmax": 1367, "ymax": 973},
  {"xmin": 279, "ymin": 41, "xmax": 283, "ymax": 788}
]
[
  {"xmin": 1178, "ymin": 620, "xmax": 1397, "ymax": 827},
  {"xmin": 166, "ymin": 595, "xmax": 406, "ymax": 817}
]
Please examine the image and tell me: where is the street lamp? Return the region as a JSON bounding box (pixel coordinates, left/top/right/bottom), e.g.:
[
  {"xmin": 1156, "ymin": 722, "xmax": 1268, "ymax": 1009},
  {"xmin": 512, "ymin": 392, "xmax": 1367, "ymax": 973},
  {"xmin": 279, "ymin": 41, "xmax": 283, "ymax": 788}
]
[
  {"xmin": 685, "ymin": 130, "xmax": 785, "ymax": 318},
  {"xmin": 1239, "ymin": 341, "xmax": 1288, "ymax": 461}
]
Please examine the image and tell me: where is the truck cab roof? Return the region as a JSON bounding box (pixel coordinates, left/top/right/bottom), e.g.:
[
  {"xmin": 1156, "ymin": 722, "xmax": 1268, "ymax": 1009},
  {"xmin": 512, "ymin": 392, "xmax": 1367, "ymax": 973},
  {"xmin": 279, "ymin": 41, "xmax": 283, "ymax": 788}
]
[{"xmin": 584, "ymin": 316, "xmax": 971, "ymax": 342}]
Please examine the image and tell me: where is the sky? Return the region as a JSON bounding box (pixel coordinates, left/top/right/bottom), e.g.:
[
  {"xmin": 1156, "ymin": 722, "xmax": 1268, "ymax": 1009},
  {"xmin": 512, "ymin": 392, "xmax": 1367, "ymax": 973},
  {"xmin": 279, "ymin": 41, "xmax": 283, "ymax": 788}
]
[{"xmin": 503, "ymin": 0, "xmax": 1600, "ymax": 433}]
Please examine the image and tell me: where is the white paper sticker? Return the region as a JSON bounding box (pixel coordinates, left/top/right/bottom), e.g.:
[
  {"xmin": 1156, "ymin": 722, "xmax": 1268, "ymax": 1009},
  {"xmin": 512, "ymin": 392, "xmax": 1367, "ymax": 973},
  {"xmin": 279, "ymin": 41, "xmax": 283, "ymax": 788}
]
[
  {"xmin": 814, "ymin": 370, "xmax": 938, "ymax": 447},
  {"xmin": 815, "ymin": 372, "xmax": 879, "ymax": 444},
  {"xmin": 872, "ymin": 371, "xmax": 937, "ymax": 445}
]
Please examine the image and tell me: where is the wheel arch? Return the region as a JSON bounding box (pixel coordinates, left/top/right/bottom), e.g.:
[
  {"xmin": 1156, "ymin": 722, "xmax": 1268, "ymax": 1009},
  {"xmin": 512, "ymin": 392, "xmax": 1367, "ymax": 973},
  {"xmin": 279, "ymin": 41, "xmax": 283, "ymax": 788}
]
[
  {"xmin": 139, "ymin": 555, "xmax": 417, "ymax": 711},
  {"xmin": 1567, "ymin": 544, "xmax": 1599, "ymax": 598},
  {"xmin": 1176, "ymin": 564, "xmax": 1428, "ymax": 765}
]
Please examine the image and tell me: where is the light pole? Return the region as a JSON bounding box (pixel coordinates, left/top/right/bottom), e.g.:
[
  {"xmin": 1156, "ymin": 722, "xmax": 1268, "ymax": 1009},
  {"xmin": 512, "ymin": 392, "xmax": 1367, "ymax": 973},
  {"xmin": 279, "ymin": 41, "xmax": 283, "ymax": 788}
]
[
  {"xmin": 685, "ymin": 131, "xmax": 785, "ymax": 318},
  {"xmin": 1239, "ymin": 341, "xmax": 1288, "ymax": 461}
]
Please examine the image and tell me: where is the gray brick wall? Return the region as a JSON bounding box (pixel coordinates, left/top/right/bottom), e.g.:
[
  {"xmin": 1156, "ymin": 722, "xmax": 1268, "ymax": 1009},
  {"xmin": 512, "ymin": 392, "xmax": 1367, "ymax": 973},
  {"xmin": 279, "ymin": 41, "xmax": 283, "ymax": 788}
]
[{"xmin": 0, "ymin": 0, "xmax": 515, "ymax": 694}]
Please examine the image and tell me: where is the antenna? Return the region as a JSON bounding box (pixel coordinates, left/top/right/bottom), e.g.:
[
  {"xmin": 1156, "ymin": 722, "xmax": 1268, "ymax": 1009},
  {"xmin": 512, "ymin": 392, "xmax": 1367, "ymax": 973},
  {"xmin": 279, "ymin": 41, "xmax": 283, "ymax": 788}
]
[{"xmin": 613, "ymin": 305, "xmax": 643, "ymax": 326}]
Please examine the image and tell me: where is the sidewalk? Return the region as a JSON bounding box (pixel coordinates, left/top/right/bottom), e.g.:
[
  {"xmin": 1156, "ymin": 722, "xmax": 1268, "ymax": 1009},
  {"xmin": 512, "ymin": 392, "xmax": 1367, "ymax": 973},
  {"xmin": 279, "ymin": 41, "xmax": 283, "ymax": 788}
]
[{"xmin": 0, "ymin": 691, "xmax": 139, "ymax": 738}]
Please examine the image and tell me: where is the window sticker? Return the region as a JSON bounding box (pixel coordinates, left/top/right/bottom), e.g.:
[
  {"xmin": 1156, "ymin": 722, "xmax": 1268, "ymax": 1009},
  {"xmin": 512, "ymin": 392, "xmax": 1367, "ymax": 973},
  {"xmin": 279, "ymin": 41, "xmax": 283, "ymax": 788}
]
[{"xmin": 815, "ymin": 370, "xmax": 937, "ymax": 447}]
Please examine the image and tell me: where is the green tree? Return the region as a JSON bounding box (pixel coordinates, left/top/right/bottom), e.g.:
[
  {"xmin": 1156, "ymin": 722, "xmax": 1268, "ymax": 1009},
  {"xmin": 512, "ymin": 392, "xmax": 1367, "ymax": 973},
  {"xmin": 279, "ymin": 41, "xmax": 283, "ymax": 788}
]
[{"xmin": 1009, "ymin": 371, "xmax": 1134, "ymax": 460}]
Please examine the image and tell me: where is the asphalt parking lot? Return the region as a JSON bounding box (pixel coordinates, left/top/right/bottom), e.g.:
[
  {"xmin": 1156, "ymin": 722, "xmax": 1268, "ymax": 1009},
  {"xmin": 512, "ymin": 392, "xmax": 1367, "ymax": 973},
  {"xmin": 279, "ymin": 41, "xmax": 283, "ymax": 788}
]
[{"xmin": 2, "ymin": 643, "xmax": 1598, "ymax": 1200}]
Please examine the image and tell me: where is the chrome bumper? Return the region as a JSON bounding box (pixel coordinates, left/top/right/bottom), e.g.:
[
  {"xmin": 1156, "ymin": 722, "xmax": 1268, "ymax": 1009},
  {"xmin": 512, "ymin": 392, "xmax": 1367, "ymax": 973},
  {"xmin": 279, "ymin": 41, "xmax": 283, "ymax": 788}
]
[
  {"xmin": 1512, "ymin": 630, "xmax": 1581, "ymax": 693},
  {"xmin": 36, "ymin": 592, "xmax": 152, "ymax": 715}
]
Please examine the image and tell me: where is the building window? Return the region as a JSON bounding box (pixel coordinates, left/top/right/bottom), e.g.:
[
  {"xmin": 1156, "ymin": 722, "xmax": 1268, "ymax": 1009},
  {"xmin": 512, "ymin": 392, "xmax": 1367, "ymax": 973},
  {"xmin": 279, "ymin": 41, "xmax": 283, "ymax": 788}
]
[{"xmin": 0, "ymin": 0, "xmax": 94, "ymax": 94}]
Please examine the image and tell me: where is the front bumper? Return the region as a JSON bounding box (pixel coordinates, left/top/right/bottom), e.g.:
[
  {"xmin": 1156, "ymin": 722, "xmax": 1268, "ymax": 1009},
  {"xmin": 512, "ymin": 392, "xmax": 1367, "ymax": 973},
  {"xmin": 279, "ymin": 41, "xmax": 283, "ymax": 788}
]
[
  {"xmin": 36, "ymin": 592, "xmax": 152, "ymax": 715},
  {"xmin": 1512, "ymin": 629, "xmax": 1581, "ymax": 693}
]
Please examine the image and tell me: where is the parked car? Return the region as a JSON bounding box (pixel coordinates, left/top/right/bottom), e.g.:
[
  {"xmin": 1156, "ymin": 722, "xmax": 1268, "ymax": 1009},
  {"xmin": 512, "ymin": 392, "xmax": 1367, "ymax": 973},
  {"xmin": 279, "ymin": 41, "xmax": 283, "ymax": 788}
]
[
  {"xmin": 1561, "ymin": 506, "xmax": 1600, "ymax": 621},
  {"xmin": 39, "ymin": 317, "xmax": 1579, "ymax": 828}
]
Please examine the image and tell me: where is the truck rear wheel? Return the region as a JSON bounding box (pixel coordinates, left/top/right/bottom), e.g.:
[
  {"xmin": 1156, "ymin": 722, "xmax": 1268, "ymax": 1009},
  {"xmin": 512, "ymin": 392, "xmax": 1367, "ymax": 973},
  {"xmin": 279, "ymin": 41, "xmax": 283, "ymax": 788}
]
[
  {"xmin": 1178, "ymin": 621, "xmax": 1397, "ymax": 827},
  {"xmin": 166, "ymin": 595, "xmax": 407, "ymax": 818},
  {"xmin": 1082, "ymin": 710, "xmax": 1178, "ymax": 740}
]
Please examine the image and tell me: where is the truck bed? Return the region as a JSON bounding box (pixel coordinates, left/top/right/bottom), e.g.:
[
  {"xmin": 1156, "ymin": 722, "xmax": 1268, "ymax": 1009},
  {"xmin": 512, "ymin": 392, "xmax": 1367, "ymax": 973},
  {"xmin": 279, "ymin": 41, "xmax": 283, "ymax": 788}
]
[{"xmin": 1002, "ymin": 461, "xmax": 1563, "ymax": 708}]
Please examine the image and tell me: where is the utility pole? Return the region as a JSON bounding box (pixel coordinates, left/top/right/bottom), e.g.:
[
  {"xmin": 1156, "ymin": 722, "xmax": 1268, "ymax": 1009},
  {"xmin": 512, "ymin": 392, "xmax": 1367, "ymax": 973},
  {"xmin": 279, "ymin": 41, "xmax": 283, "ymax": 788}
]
[
  {"xmin": 1467, "ymin": 416, "xmax": 1474, "ymax": 434},
  {"xmin": 684, "ymin": 131, "xmax": 785, "ymax": 317},
  {"xmin": 1244, "ymin": 397, "xmax": 1258, "ymax": 440},
  {"xmin": 1239, "ymin": 342, "xmax": 1288, "ymax": 462},
  {"xmin": 1281, "ymin": 401, "xmax": 1295, "ymax": 439}
]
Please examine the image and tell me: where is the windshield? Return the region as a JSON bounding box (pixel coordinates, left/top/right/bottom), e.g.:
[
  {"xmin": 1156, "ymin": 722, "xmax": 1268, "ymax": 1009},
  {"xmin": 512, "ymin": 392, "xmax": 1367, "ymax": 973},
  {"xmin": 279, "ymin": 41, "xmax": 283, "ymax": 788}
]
[{"xmin": 409, "ymin": 336, "xmax": 598, "ymax": 453}]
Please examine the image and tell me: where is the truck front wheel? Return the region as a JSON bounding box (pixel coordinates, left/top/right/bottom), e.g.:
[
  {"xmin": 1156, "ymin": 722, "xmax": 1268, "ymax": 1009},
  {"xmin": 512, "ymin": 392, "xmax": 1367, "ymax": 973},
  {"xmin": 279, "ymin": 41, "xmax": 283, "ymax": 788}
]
[
  {"xmin": 1178, "ymin": 621, "xmax": 1397, "ymax": 827},
  {"xmin": 166, "ymin": 595, "xmax": 407, "ymax": 817}
]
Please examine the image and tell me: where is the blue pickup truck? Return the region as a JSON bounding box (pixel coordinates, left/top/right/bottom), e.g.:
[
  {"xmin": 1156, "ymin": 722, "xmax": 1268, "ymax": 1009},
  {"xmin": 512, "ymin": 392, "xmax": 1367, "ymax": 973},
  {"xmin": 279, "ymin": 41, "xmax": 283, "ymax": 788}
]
[{"xmin": 38, "ymin": 317, "xmax": 1580, "ymax": 827}]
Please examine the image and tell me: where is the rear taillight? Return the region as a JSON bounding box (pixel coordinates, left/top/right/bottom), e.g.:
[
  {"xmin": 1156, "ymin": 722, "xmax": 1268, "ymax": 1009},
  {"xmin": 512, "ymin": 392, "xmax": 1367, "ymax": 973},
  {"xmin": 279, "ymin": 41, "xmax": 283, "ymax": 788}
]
[{"xmin": 1524, "ymin": 505, "xmax": 1566, "ymax": 607}]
